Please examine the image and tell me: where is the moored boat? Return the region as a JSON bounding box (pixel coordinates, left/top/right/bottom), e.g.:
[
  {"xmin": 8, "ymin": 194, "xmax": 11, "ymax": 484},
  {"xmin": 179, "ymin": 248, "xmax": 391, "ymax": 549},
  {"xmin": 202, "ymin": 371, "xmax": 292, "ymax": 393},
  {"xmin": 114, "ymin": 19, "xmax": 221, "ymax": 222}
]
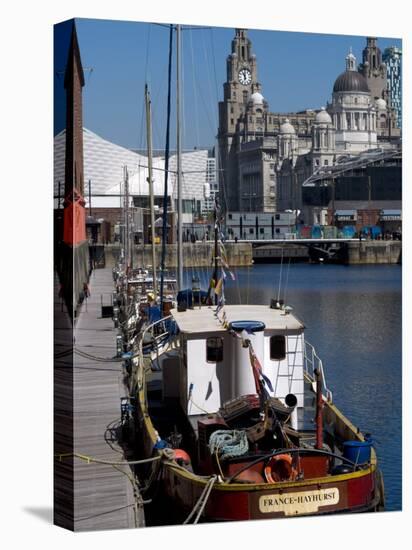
[{"xmin": 131, "ymin": 298, "xmax": 384, "ymax": 523}]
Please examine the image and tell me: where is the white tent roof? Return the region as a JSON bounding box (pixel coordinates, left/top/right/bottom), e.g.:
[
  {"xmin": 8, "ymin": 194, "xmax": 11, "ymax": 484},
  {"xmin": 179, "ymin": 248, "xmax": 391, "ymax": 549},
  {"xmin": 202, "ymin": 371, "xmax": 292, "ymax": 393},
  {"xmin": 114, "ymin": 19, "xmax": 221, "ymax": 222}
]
[{"xmin": 54, "ymin": 128, "xmax": 210, "ymax": 208}]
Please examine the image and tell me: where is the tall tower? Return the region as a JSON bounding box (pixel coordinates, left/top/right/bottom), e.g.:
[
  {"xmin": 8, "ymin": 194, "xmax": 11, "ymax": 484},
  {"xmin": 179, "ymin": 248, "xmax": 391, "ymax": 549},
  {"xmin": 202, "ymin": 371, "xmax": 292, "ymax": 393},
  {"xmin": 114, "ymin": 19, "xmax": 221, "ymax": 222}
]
[
  {"xmin": 218, "ymin": 29, "xmax": 262, "ymax": 212},
  {"xmin": 358, "ymin": 37, "xmax": 388, "ymax": 101}
]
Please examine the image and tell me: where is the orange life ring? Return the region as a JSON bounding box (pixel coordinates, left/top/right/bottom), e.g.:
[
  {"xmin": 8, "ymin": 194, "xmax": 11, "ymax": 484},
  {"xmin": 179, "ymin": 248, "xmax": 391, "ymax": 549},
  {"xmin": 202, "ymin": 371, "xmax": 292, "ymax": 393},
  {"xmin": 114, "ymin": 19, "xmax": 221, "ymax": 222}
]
[
  {"xmin": 264, "ymin": 454, "xmax": 298, "ymax": 483},
  {"xmin": 173, "ymin": 449, "xmax": 191, "ymax": 466}
]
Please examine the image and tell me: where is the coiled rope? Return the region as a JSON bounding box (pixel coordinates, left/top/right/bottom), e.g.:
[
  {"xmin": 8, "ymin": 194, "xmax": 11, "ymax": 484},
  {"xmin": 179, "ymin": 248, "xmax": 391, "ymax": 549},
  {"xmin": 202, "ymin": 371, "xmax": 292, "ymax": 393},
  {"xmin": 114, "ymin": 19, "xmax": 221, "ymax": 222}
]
[{"xmin": 209, "ymin": 430, "xmax": 248, "ymax": 460}]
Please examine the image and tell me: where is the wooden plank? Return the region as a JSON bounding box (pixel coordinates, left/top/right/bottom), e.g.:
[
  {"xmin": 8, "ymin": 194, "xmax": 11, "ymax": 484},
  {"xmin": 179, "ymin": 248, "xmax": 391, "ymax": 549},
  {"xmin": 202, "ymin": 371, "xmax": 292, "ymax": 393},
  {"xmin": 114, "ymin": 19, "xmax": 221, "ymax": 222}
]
[{"xmin": 56, "ymin": 267, "xmax": 144, "ymax": 531}]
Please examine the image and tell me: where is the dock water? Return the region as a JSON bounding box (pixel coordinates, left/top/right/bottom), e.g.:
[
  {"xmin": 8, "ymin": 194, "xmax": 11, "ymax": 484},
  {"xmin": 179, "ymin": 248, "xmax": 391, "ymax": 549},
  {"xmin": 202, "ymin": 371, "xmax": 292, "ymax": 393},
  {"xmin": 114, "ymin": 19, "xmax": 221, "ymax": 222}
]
[{"xmin": 72, "ymin": 267, "xmax": 144, "ymax": 530}]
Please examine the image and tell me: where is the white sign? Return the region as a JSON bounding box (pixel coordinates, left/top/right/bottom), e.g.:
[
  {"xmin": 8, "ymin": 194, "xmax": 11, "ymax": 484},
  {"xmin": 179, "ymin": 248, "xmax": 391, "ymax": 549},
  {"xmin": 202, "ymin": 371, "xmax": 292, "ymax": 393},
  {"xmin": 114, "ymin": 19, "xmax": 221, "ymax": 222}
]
[{"xmin": 259, "ymin": 487, "xmax": 339, "ymax": 516}]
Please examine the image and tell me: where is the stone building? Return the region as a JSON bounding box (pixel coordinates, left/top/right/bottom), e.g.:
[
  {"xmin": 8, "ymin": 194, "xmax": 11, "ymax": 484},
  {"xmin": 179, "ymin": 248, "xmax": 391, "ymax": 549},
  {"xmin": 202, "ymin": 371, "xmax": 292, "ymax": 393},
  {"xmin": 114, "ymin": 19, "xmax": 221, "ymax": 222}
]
[
  {"xmin": 217, "ymin": 30, "xmax": 401, "ymax": 218},
  {"xmin": 358, "ymin": 37, "xmax": 400, "ymax": 138},
  {"xmin": 217, "ymin": 29, "xmax": 314, "ymax": 213},
  {"xmin": 277, "ymin": 48, "xmax": 401, "ymax": 224}
]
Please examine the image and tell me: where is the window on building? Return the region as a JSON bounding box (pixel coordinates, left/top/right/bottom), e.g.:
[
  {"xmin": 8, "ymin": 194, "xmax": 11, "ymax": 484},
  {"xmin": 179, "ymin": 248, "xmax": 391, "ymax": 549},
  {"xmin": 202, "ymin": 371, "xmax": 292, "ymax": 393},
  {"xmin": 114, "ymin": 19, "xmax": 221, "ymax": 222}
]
[
  {"xmin": 275, "ymin": 227, "xmax": 280, "ymax": 234},
  {"xmin": 231, "ymin": 118, "xmax": 234, "ymax": 125},
  {"xmin": 275, "ymin": 214, "xmax": 280, "ymax": 220},
  {"xmin": 315, "ymin": 159, "xmax": 320, "ymax": 166},
  {"xmin": 206, "ymin": 337, "xmax": 224, "ymax": 363},
  {"xmin": 260, "ymin": 227, "xmax": 264, "ymax": 234},
  {"xmin": 249, "ymin": 228, "xmax": 254, "ymax": 234},
  {"xmin": 324, "ymin": 159, "xmax": 329, "ymax": 165},
  {"xmin": 270, "ymin": 335, "xmax": 286, "ymax": 360},
  {"xmin": 230, "ymin": 106, "xmax": 234, "ymax": 113},
  {"xmin": 270, "ymin": 174, "xmax": 275, "ymax": 181},
  {"xmin": 228, "ymin": 214, "xmax": 233, "ymax": 220}
]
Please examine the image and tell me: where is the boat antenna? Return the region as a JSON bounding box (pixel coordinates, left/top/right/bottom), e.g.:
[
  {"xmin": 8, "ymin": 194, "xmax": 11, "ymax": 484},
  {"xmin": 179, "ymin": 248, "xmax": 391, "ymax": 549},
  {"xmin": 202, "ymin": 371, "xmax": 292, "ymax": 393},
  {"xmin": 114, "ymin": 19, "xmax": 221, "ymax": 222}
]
[{"xmin": 159, "ymin": 24, "xmax": 173, "ymax": 314}]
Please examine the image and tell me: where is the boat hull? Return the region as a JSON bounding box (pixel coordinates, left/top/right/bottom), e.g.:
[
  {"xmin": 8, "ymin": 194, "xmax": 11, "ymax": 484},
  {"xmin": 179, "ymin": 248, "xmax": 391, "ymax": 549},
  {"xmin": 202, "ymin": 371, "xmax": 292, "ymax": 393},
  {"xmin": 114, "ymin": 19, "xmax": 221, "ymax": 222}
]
[{"xmin": 162, "ymin": 465, "xmax": 382, "ymax": 521}]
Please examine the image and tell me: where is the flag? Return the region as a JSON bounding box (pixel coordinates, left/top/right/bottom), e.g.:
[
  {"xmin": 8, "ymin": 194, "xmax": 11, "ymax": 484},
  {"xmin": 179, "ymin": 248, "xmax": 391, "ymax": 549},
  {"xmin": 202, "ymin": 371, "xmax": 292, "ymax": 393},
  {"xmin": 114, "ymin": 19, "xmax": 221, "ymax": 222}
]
[
  {"xmin": 215, "ymin": 276, "xmax": 224, "ymax": 296},
  {"xmin": 248, "ymin": 345, "xmax": 274, "ymax": 395}
]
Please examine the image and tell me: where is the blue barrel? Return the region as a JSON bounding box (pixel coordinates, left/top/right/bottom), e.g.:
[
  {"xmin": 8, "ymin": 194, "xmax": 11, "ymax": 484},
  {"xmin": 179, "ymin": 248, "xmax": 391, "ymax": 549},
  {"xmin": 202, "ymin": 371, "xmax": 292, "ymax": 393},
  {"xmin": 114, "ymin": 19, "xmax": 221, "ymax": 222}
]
[{"xmin": 343, "ymin": 440, "xmax": 372, "ymax": 464}]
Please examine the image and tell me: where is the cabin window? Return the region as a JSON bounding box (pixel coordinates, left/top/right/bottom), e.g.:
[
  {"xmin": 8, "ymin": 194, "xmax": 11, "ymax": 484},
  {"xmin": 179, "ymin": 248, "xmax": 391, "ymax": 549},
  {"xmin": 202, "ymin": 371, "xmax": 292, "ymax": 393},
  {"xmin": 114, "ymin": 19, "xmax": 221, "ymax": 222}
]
[
  {"xmin": 270, "ymin": 335, "xmax": 286, "ymax": 360},
  {"xmin": 206, "ymin": 337, "xmax": 224, "ymax": 363}
]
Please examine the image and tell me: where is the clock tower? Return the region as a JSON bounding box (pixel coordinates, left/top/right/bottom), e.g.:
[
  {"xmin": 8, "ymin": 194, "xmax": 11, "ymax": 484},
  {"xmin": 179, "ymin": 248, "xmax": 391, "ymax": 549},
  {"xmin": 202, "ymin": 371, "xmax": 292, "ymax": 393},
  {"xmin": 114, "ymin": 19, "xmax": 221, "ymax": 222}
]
[{"xmin": 218, "ymin": 28, "xmax": 263, "ymax": 212}]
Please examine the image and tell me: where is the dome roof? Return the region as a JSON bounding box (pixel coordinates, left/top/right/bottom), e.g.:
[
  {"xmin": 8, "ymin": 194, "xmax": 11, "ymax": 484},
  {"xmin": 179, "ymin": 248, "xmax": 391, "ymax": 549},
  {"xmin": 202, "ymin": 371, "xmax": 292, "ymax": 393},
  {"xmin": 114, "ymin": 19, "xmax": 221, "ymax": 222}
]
[
  {"xmin": 315, "ymin": 107, "xmax": 332, "ymax": 124},
  {"xmin": 250, "ymin": 92, "xmax": 264, "ymax": 105},
  {"xmin": 280, "ymin": 119, "xmax": 295, "ymax": 134},
  {"xmin": 333, "ymin": 70, "xmax": 370, "ymax": 93},
  {"xmin": 375, "ymin": 98, "xmax": 387, "ymax": 110}
]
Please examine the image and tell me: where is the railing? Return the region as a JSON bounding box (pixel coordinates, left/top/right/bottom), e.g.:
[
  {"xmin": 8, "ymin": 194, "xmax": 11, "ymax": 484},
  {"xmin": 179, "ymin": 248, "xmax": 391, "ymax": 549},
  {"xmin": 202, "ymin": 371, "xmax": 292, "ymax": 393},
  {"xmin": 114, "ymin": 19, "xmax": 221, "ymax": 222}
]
[
  {"xmin": 304, "ymin": 340, "xmax": 333, "ymax": 402},
  {"xmin": 138, "ymin": 315, "xmax": 177, "ymax": 361}
]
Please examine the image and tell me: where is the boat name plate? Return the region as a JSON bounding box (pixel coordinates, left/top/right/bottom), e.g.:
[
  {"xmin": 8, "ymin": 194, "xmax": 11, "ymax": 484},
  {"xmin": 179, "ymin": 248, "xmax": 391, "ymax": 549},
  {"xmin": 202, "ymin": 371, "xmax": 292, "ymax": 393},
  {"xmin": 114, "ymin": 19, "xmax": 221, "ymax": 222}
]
[{"xmin": 258, "ymin": 487, "xmax": 339, "ymax": 516}]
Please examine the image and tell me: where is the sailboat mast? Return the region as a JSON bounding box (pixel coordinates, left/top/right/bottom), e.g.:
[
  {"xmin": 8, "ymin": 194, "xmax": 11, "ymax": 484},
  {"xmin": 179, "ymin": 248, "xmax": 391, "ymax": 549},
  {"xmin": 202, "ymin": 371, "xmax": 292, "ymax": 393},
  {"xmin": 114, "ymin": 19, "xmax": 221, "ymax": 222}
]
[
  {"xmin": 123, "ymin": 165, "xmax": 129, "ymax": 308},
  {"xmin": 176, "ymin": 23, "xmax": 183, "ymax": 289},
  {"xmin": 124, "ymin": 165, "xmax": 130, "ymax": 272},
  {"xmin": 145, "ymin": 84, "xmax": 157, "ymax": 295}
]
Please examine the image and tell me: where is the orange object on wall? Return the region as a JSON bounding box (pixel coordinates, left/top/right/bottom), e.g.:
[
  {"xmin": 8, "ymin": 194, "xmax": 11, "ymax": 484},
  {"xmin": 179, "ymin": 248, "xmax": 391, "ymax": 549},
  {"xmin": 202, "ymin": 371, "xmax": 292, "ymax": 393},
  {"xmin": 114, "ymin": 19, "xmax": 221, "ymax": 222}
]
[{"xmin": 63, "ymin": 194, "xmax": 86, "ymax": 245}]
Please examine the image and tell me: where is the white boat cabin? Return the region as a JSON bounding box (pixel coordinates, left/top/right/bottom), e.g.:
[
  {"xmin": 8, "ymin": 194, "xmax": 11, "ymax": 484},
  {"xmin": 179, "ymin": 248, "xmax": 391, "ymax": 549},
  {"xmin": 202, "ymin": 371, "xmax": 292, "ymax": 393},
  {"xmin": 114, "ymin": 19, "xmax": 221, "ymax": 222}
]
[{"xmin": 161, "ymin": 304, "xmax": 306, "ymax": 417}]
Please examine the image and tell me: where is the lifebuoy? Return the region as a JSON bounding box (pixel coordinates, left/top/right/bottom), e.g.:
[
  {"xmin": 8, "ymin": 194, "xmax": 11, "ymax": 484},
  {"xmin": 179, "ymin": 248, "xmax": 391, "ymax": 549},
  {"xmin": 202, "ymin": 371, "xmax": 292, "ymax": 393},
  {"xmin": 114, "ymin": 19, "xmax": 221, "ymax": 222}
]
[
  {"xmin": 173, "ymin": 449, "xmax": 191, "ymax": 466},
  {"xmin": 264, "ymin": 454, "xmax": 298, "ymax": 483}
]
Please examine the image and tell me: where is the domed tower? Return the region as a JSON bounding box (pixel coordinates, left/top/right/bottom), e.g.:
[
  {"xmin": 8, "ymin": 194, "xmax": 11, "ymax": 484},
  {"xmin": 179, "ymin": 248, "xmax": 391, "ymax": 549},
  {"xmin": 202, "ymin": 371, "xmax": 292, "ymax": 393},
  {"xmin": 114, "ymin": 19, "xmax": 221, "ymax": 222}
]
[
  {"xmin": 330, "ymin": 49, "xmax": 377, "ymax": 153},
  {"xmin": 244, "ymin": 91, "xmax": 268, "ymax": 135},
  {"xmin": 277, "ymin": 119, "xmax": 298, "ymax": 163},
  {"xmin": 311, "ymin": 107, "xmax": 335, "ymax": 170}
]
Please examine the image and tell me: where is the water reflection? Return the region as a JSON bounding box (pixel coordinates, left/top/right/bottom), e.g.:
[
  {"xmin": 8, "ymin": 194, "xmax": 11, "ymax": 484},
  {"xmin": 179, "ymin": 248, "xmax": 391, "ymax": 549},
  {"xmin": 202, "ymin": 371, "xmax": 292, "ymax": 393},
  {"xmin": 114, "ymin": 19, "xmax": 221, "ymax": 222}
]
[{"xmin": 186, "ymin": 264, "xmax": 402, "ymax": 511}]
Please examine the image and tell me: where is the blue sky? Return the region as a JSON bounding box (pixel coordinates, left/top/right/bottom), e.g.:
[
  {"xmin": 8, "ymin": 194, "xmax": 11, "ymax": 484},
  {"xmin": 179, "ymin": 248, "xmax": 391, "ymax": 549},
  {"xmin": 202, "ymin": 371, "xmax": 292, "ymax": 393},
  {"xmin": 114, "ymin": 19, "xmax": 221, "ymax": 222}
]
[{"xmin": 54, "ymin": 18, "xmax": 401, "ymax": 151}]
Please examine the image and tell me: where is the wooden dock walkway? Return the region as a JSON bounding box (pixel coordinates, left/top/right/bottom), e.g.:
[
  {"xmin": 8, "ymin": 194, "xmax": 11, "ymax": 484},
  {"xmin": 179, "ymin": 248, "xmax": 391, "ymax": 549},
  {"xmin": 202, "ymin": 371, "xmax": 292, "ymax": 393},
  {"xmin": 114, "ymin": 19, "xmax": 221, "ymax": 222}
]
[{"xmin": 71, "ymin": 267, "xmax": 144, "ymax": 531}]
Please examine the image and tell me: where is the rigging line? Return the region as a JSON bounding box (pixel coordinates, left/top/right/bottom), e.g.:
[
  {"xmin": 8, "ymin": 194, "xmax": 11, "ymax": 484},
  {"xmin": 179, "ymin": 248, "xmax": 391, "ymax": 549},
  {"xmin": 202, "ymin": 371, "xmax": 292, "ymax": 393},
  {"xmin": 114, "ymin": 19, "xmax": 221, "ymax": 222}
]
[
  {"xmin": 153, "ymin": 22, "xmax": 172, "ymax": 29},
  {"xmin": 283, "ymin": 256, "xmax": 292, "ymax": 306},
  {"xmin": 201, "ymin": 30, "xmax": 218, "ymax": 131},
  {"xmin": 209, "ymin": 27, "xmax": 220, "ymax": 113},
  {"xmin": 189, "ymin": 28, "xmax": 201, "ymax": 148},
  {"xmin": 277, "ymin": 246, "xmax": 284, "ymax": 303},
  {"xmin": 181, "ymin": 30, "xmax": 187, "ymax": 152},
  {"xmin": 160, "ymin": 24, "xmax": 173, "ymax": 313},
  {"xmin": 194, "ymin": 69, "xmax": 217, "ymax": 139},
  {"xmin": 151, "ymin": 62, "xmax": 171, "ymax": 150},
  {"xmin": 144, "ymin": 23, "xmax": 152, "ymax": 86}
]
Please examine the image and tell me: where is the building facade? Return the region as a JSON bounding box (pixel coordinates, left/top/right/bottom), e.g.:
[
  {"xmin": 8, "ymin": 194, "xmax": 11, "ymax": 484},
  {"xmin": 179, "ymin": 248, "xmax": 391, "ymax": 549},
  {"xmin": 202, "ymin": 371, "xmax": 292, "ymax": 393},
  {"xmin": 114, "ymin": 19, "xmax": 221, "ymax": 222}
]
[
  {"xmin": 358, "ymin": 37, "xmax": 400, "ymax": 137},
  {"xmin": 218, "ymin": 30, "xmax": 401, "ymax": 219},
  {"xmin": 383, "ymin": 46, "xmax": 402, "ymax": 128},
  {"xmin": 217, "ymin": 29, "xmax": 314, "ymax": 213}
]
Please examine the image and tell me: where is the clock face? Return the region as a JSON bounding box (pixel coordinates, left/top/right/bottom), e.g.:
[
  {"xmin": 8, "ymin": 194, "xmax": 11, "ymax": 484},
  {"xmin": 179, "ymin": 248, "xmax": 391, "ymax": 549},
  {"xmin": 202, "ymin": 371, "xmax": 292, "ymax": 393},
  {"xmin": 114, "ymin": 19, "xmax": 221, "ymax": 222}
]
[{"xmin": 238, "ymin": 68, "xmax": 252, "ymax": 85}]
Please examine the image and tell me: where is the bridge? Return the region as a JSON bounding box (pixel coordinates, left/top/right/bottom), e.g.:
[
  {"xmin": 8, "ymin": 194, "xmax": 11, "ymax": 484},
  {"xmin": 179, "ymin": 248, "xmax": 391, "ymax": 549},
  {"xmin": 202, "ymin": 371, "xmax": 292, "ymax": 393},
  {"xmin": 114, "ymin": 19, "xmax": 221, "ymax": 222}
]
[{"xmin": 224, "ymin": 238, "xmax": 355, "ymax": 263}]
